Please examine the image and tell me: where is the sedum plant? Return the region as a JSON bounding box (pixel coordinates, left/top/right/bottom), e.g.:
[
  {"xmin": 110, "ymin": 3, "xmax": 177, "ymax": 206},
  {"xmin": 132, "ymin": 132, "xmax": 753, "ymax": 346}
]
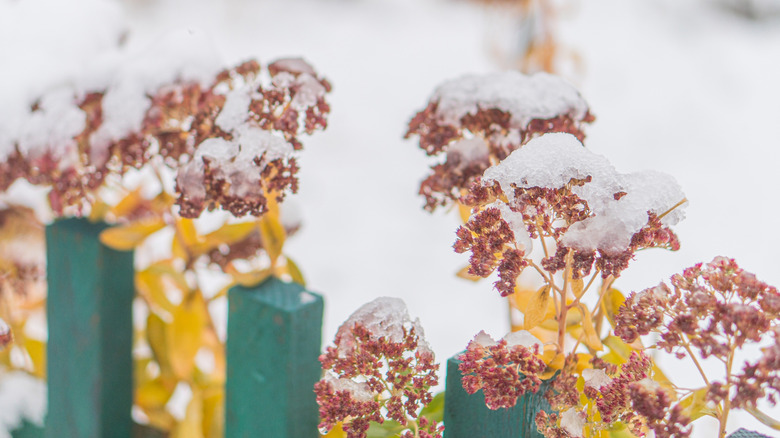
[
  {"xmin": 0, "ymin": 30, "xmax": 331, "ymax": 436},
  {"xmin": 391, "ymin": 70, "xmax": 780, "ymax": 437}
]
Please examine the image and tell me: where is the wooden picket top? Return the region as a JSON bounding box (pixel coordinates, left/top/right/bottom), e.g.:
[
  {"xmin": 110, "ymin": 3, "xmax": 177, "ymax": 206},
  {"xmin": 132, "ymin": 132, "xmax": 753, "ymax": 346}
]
[
  {"xmin": 225, "ymin": 278, "xmax": 323, "ymax": 438},
  {"xmin": 443, "ymin": 356, "xmax": 552, "ymax": 438},
  {"xmin": 45, "ymin": 218, "xmax": 135, "ymax": 438}
]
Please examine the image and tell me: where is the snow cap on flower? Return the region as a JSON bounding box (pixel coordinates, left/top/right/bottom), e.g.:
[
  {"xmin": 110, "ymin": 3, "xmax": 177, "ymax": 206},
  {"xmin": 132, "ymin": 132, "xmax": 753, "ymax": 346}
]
[
  {"xmin": 334, "ymin": 297, "xmax": 432, "ymax": 357},
  {"xmin": 483, "ymin": 133, "xmax": 686, "ymax": 255},
  {"xmin": 560, "ymin": 408, "xmax": 586, "ymax": 438},
  {"xmin": 582, "ymin": 368, "xmax": 613, "ymax": 389}
]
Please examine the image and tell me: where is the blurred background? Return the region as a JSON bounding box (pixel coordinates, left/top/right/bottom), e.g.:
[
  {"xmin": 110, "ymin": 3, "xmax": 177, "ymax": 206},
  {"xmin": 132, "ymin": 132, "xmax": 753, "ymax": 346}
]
[{"xmin": 1, "ymin": 0, "xmax": 779, "ymax": 436}]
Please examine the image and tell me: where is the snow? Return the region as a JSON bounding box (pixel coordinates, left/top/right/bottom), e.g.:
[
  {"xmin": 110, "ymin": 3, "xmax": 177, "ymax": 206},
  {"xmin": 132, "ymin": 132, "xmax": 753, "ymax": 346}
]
[
  {"xmin": 502, "ymin": 330, "xmax": 542, "ymax": 350},
  {"xmin": 0, "ymin": 372, "xmax": 46, "ymax": 437},
  {"xmin": 16, "ymin": 89, "xmax": 85, "ymax": 168},
  {"xmin": 483, "ymin": 133, "xmax": 686, "ymax": 254},
  {"xmin": 215, "ymin": 86, "xmax": 253, "ymax": 133},
  {"xmin": 446, "ymin": 138, "xmax": 490, "ymax": 169},
  {"xmin": 471, "ymin": 330, "xmax": 498, "ymax": 348},
  {"xmin": 432, "ymin": 71, "xmax": 590, "ymax": 128},
  {"xmin": 560, "ymin": 408, "xmax": 585, "ymax": 438},
  {"xmin": 335, "ymin": 297, "xmax": 432, "ymax": 356},
  {"xmin": 86, "ymin": 29, "xmax": 223, "ymax": 162},
  {"xmin": 482, "ymin": 200, "xmax": 534, "ymax": 253},
  {"xmin": 322, "ymin": 371, "xmax": 375, "ymax": 402},
  {"xmin": 582, "ymin": 368, "xmax": 612, "ymax": 389},
  {"xmin": 176, "ymin": 130, "xmax": 293, "ymax": 202}
]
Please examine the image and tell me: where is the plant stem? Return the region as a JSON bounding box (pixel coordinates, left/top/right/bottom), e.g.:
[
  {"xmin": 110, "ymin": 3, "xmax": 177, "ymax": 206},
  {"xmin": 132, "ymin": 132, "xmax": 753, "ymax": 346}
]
[
  {"xmin": 718, "ymin": 344, "xmax": 735, "ymax": 438},
  {"xmin": 681, "ymin": 337, "xmax": 710, "ymax": 386},
  {"xmin": 557, "ymin": 250, "xmax": 573, "ymax": 353}
]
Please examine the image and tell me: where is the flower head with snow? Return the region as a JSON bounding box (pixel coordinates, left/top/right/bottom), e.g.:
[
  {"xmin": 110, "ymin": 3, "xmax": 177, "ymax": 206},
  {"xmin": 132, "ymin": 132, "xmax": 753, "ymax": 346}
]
[
  {"xmin": 405, "ymin": 72, "xmax": 593, "ymax": 212},
  {"xmin": 315, "ymin": 298, "xmax": 442, "ymax": 438},
  {"xmin": 455, "ymin": 133, "xmax": 686, "ymax": 296}
]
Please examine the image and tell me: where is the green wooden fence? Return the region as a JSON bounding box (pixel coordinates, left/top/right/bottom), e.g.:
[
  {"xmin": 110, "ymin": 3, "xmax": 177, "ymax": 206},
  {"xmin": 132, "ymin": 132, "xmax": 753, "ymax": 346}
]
[{"xmin": 9, "ymin": 218, "xmax": 767, "ymax": 438}]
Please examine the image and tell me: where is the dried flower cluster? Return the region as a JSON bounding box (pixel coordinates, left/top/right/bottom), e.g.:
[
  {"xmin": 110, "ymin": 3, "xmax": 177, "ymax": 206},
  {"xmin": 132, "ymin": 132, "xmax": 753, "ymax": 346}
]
[
  {"xmin": 405, "ymin": 72, "xmax": 593, "ymax": 211},
  {"xmin": 315, "ymin": 298, "xmax": 442, "ymax": 438},
  {"xmin": 534, "ymin": 351, "xmax": 690, "ymax": 438},
  {"xmin": 458, "ymin": 330, "xmax": 546, "ymax": 409},
  {"xmin": 455, "ymin": 133, "xmax": 685, "ymax": 296},
  {"xmin": 615, "ymin": 257, "xmax": 780, "ymax": 435},
  {"xmin": 0, "ymin": 58, "xmax": 331, "ymax": 219}
]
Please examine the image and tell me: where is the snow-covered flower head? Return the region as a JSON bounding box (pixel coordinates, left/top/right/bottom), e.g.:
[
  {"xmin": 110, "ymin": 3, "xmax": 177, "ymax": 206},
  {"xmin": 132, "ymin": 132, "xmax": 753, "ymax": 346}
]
[
  {"xmin": 0, "ymin": 34, "xmax": 331, "ymax": 219},
  {"xmin": 406, "ymin": 72, "xmax": 593, "ymax": 212},
  {"xmin": 456, "ymin": 133, "xmax": 686, "ymax": 295},
  {"xmin": 315, "ymin": 298, "xmax": 441, "ymax": 438}
]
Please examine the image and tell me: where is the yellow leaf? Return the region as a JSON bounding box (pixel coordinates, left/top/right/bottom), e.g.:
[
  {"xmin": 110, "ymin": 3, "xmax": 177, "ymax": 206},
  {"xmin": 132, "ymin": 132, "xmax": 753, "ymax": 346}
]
[
  {"xmin": 523, "ymin": 285, "xmax": 552, "ymax": 330},
  {"xmin": 136, "ymin": 377, "xmax": 175, "ymax": 411},
  {"xmin": 746, "ymin": 406, "xmax": 780, "ymax": 430},
  {"xmin": 110, "ymin": 187, "xmax": 144, "ymax": 218},
  {"xmin": 172, "ymin": 387, "xmax": 203, "ymax": 438},
  {"xmin": 601, "ymin": 288, "xmax": 626, "ymax": 329},
  {"xmin": 146, "ymin": 312, "xmax": 175, "ymax": 379},
  {"xmin": 456, "ymin": 265, "xmax": 482, "ymax": 282},
  {"xmin": 571, "ymin": 278, "xmax": 585, "ymax": 299},
  {"xmin": 457, "ymin": 203, "xmax": 472, "ymax": 224},
  {"xmin": 257, "ymin": 214, "xmax": 286, "ymax": 264},
  {"xmin": 24, "ymin": 338, "xmax": 46, "ymax": 379},
  {"xmin": 175, "ymin": 218, "xmax": 202, "ymax": 248},
  {"xmin": 678, "ymin": 387, "xmax": 717, "ymax": 421},
  {"xmin": 576, "ymin": 303, "xmax": 603, "ymax": 351},
  {"xmin": 226, "ymin": 264, "xmax": 272, "ymax": 288},
  {"xmin": 321, "ymin": 422, "xmax": 347, "ymax": 438},
  {"xmin": 99, "ymin": 218, "xmax": 166, "ymax": 250},
  {"xmin": 284, "ymin": 256, "xmax": 306, "ymax": 286},
  {"xmin": 88, "ymin": 200, "xmax": 111, "ymax": 222},
  {"xmin": 203, "ymin": 222, "xmax": 256, "ymax": 247},
  {"xmin": 541, "ymin": 352, "xmax": 566, "ymax": 378},
  {"xmin": 140, "ymin": 407, "xmax": 175, "ymax": 432},
  {"xmin": 201, "ymin": 385, "xmax": 225, "ymax": 438},
  {"xmin": 169, "ymin": 292, "xmax": 208, "ymax": 380},
  {"xmin": 136, "ymin": 263, "xmax": 185, "ymax": 316}
]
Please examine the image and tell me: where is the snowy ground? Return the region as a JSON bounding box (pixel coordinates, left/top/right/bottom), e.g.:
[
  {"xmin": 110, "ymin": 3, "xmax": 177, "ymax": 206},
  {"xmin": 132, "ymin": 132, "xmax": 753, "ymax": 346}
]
[{"xmin": 2, "ymin": 0, "xmax": 780, "ymax": 435}]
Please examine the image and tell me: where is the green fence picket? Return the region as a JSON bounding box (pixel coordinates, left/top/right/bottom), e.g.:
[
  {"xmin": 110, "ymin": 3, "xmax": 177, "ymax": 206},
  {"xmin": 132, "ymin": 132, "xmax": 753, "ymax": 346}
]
[
  {"xmin": 225, "ymin": 277, "xmax": 323, "ymax": 438},
  {"xmin": 443, "ymin": 354, "xmax": 553, "ymax": 438},
  {"xmin": 45, "ymin": 218, "xmax": 135, "ymax": 438}
]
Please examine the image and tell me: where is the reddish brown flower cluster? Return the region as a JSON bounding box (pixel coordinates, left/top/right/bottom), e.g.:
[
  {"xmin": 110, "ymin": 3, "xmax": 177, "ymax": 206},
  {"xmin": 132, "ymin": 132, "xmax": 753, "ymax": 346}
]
[
  {"xmin": 315, "ymin": 321, "xmax": 441, "ymax": 438},
  {"xmin": 533, "ymin": 352, "xmax": 685, "ymax": 438},
  {"xmin": 0, "ymin": 58, "xmax": 331, "ymax": 219},
  {"xmin": 454, "ymin": 204, "xmax": 528, "ymax": 296},
  {"xmin": 456, "ymin": 176, "xmax": 681, "ymax": 296},
  {"xmin": 629, "ymin": 382, "xmax": 691, "ymax": 438},
  {"xmin": 616, "ymin": 257, "xmax": 780, "ymax": 417},
  {"xmin": 405, "ymin": 74, "xmax": 593, "ymax": 212},
  {"xmin": 458, "ymin": 333, "xmax": 546, "ymax": 409}
]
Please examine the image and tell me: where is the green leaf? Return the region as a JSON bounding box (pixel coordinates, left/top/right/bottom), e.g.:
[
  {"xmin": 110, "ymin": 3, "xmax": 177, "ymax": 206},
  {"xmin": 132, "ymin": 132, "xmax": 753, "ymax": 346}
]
[
  {"xmin": 366, "ymin": 420, "xmax": 405, "ymax": 437},
  {"xmin": 420, "ymin": 391, "xmax": 445, "ymax": 423}
]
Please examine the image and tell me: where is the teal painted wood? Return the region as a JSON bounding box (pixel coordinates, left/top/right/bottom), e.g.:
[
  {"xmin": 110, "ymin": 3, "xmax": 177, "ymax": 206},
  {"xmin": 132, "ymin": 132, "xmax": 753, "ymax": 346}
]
[
  {"xmin": 727, "ymin": 428, "xmax": 772, "ymax": 438},
  {"xmin": 443, "ymin": 355, "xmax": 553, "ymax": 438},
  {"xmin": 225, "ymin": 277, "xmax": 324, "ymax": 438},
  {"xmin": 10, "ymin": 420, "xmax": 44, "ymax": 438},
  {"xmin": 45, "ymin": 218, "xmax": 135, "ymax": 438}
]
